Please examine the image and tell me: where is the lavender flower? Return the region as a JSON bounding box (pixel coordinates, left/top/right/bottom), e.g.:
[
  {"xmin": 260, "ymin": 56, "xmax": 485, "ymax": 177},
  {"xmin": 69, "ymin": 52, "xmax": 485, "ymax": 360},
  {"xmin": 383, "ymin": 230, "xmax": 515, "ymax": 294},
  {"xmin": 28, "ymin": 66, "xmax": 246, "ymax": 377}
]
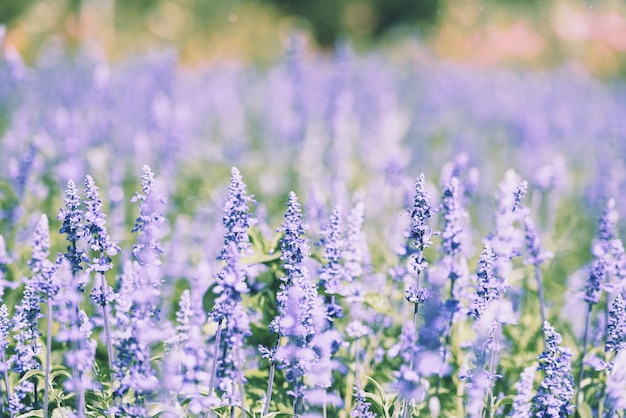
[
  {"xmin": 511, "ymin": 366, "xmax": 536, "ymax": 418},
  {"xmin": 532, "ymin": 322, "xmax": 574, "ymax": 417}
]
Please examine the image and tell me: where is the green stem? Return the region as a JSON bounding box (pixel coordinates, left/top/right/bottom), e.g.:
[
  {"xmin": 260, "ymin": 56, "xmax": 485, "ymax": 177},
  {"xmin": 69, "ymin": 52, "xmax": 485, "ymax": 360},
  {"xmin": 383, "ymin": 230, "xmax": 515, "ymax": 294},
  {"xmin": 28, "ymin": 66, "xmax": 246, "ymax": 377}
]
[{"xmin": 44, "ymin": 298, "xmax": 52, "ymax": 418}]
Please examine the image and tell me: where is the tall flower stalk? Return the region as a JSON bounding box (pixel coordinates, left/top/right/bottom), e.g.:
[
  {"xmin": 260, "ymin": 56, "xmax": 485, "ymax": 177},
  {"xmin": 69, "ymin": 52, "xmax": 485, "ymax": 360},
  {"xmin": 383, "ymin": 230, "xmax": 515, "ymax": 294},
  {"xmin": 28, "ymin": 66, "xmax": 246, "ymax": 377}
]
[
  {"xmin": 532, "ymin": 322, "xmax": 575, "ymax": 417},
  {"xmin": 111, "ymin": 165, "xmax": 166, "ymax": 416},
  {"xmin": 83, "ymin": 175, "xmax": 119, "ymax": 376},
  {"xmin": 576, "ymin": 259, "xmax": 607, "ymax": 410},
  {"xmin": 29, "ymin": 215, "xmax": 59, "ymax": 418},
  {"xmin": 524, "ymin": 216, "xmax": 552, "ymax": 337},
  {"xmin": 261, "ymin": 192, "xmax": 325, "ymax": 416},
  {"xmin": 57, "ymin": 179, "xmax": 92, "ymax": 416},
  {"xmin": 398, "ymin": 174, "xmax": 434, "ymax": 417},
  {"xmin": 208, "ymin": 167, "xmax": 255, "ymax": 414}
]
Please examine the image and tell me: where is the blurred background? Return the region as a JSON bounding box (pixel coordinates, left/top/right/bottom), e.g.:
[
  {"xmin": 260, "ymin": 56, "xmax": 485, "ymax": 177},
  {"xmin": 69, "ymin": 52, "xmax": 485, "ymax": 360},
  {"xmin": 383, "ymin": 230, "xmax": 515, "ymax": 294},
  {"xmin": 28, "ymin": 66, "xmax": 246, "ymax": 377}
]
[{"xmin": 2, "ymin": 0, "xmax": 626, "ymax": 77}]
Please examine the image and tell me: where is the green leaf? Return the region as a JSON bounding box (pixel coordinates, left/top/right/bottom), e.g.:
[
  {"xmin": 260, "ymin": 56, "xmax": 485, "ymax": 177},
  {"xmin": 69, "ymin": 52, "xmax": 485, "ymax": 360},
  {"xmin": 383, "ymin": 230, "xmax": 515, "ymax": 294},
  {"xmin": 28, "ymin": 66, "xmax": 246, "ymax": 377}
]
[
  {"xmin": 577, "ymin": 402, "xmax": 593, "ymax": 418},
  {"xmin": 262, "ymin": 412, "xmax": 294, "ymax": 418}
]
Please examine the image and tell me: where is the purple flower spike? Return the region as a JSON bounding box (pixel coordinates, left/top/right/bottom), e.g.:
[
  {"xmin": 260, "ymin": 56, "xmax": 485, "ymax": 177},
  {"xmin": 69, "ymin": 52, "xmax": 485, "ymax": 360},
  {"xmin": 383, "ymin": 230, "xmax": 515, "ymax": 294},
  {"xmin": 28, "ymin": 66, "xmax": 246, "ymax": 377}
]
[
  {"xmin": 532, "ymin": 321, "xmax": 574, "ymax": 417},
  {"xmin": 221, "ymin": 167, "xmax": 256, "ymax": 257}
]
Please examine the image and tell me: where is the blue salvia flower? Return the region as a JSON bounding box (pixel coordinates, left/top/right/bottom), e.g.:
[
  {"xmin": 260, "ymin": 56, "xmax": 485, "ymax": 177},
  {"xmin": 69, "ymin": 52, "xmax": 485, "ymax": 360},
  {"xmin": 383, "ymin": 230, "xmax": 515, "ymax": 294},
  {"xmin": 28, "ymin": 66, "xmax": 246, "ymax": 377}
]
[
  {"xmin": 351, "ymin": 386, "xmax": 375, "ymax": 418},
  {"xmin": 0, "ymin": 303, "xmax": 10, "ymax": 408},
  {"xmin": 532, "ymin": 321, "xmax": 575, "ymax": 417},
  {"xmin": 220, "ymin": 167, "xmax": 256, "ymax": 257},
  {"xmin": 273, "ymin": 277, "xmax": 326, "ymax": 409},
  {"xmin": 468, "ymin": 243, "xmax": 501, "ymax": 320},
  {"xmin": 343, "ymin": 202, "xmax": 368, "ymax": 284},
  {"xmin": 208, "ymin": 168, "xmax": 255, "ymax": 409},
  {"xmin": 603, "ymin": 350, "xmax": 626, "ymax": 416},
  {"xmin": 83, "ymin": 175, "xmax": 120, "ymax": 272},
  {"xmin": 280, "ymin": 191, "xmax": 309, "ymax": 280},
  {"xmin": 441, "ymin": 177, "xmax": 467, "ymax": 260},
  {"xmin": 319, "ymin": 205, "xmax": 347, "ymax": 317},
  {"xmin": 511, "ymin": 366, "xmax": 536, "ymax": 418},
  {"xmin": 167, "ymin": 289, "xmax": 215, "ymax": 413},
  {"xmin": 83, "ymin": 175, "xmax": 119, "ymax": 306},
  {"xmin": 30, "ymin": 214, "xmax": 59, "ymax": 298},
  {"xmin": 131, "ymin": 165, "xmax": 166, "ymax": 268},
  {"xmin": 58, "ymin": 179, "xmax": 88, "ymax": 276},
  {"xmin": 0, "ymin": 235, "xmax": 17, "ymax": 300},
  {"xmin": 524, "ymin": 217, "xmax": 553, "ymax": 268},
  {"xmin": 585, "ymin": 259, "xmax": 607, "ymax": 305},
  {"xmin": 405, "ymin": 173, "xmax": 434, "ymax": 273},
  {"xmin": 111, "ymin": 168, "xmax": 167, "ymax": 414},
  {"xmin": 210, "ymin": 243, "xmax": 251, "ymax": 407},
  {"xmin": 54, "ymin": 262, "xmax": 96, "ymax": 417},
  {"xmin": 265, "ymin": 192, "xmax": 326, "ymax": 413},
  {"xmin": 597, "ymin": 199, "xmax": 617, "ymax": 245},
  {"xmin": 83, "ymin": 175, "xmax": 118, "ymax": 381},
  {"xmin": 389, "ymin": 323, "xmax": 425, "ymax": 399},
  {"xmin": 10, "ymin": 283, "xmax": 43, "ymax": 414},
  {"xmin": 605, "ymin": 292, "xmax": 626, "ymax": 357},
  {"xmin": 489, "ymin": 171, "xmax": 528, "ymax": 281}
]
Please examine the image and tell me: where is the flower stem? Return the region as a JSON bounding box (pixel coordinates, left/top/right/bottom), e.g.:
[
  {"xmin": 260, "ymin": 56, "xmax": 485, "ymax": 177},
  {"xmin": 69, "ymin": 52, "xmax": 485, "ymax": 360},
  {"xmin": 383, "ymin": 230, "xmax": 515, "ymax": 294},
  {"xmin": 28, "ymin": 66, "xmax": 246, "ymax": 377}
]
[
  {"xmin": 44, "ymin": 298, "xmax": 52, "ymax": 418},
  {"xmin": 263, "ymin": 360, "xmax": 276, "ymax": 416}
]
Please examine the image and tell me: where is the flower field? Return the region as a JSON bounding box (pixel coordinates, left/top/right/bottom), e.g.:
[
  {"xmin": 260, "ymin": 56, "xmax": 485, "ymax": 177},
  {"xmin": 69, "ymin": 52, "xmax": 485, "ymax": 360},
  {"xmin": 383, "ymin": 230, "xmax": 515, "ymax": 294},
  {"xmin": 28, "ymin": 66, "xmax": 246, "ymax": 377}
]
[{"xmin": 1, "ymin": 33, "xmax": 626, "ymax": 417}]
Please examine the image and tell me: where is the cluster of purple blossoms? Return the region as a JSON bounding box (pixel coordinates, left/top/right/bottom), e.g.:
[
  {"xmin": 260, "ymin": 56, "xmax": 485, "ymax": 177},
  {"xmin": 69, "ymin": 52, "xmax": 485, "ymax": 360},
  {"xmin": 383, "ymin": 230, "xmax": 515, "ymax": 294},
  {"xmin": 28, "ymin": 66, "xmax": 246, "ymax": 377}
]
[
  {"xmin": 0, "ymin": 235, "xmax": 17, "ymax": 299},
  {"xmin": 111, "ymin": 166, "xmax": 166, "ymax": 416},
  {"xmin": 511, "ymin": 365, "xmax": 536, "ymax": 418},
  {"xmin": 207, "ymin": 167, "xmax": 255, "ymax": 409},
  {"xmin": 58, "ymin": 180, "xmax": 88, "ymax": 277},
  {"xmin": 263, "ymin": 192, "xmax": 327, "ymax": 412},
  {"xmin": 83, "ymin": 175, "xmax": 119, "ymax": 315},
  {"xmin": 606, "ymin": 293, "xmax": 626, "ymax": 359},
  {"xmin": 532, "ymin": 322, "xmax": 575, "ymax": 417},
  {"xmin": 319, "ymin": 205, "xmax": 348, "ymax": 318}
]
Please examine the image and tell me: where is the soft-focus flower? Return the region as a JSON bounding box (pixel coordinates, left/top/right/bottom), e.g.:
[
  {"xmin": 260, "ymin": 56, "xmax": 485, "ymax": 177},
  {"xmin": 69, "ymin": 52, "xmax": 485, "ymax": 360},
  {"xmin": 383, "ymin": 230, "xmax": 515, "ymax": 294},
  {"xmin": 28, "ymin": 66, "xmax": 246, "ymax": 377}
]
[{"xmin": 511, "ymin": 365, "xmax": 536, "ymax": 418}]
